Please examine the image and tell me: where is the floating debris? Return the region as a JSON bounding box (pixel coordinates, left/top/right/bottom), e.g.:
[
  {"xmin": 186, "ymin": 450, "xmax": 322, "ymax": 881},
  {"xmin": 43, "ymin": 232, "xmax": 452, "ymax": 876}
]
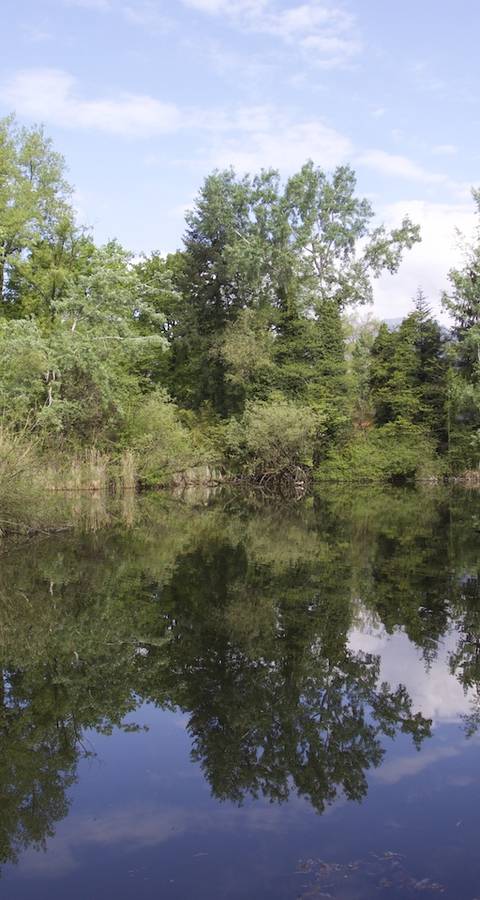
[{"xmin": 296, "ymin": 851, "xmax": 446, "ymax": 898}]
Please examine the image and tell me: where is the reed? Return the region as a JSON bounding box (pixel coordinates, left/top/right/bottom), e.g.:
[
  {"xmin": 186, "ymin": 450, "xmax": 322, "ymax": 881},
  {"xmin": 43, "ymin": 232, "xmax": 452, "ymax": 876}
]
[
  {"xmin": 45, "ymin": 449, "xmax": 111, "ymax": 492},
  {"xmin": 119, "ymin": 449, "xmax": 137, "ymax": 492},
  {"xmin": 0, "ymin": 428, "xmax": 68, "ymax": 535}
]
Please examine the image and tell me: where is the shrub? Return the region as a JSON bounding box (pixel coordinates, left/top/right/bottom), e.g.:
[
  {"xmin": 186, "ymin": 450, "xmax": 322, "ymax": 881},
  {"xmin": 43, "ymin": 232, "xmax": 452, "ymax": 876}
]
[
  {"xmin": 125, "ymin": 389, "xmax": 205, "ymax": 486},
  {"xmin": 317, "ymin": 421, "xmax": 445, "ymax": 483},
  {"xmin": 223, "ymin": 393, "xmax": 322, "ymax": 478}
]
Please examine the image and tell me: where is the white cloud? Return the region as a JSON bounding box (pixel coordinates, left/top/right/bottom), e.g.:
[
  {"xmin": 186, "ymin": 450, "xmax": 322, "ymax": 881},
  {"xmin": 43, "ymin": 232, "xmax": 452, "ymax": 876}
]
[
  {"xmin": 349, "ymin": 618, "xmax": 477, "ymax": 726},
  {"xmin": 62, "ymin": 0, "xmax": 360, "ymax": 68},
  {"xmin": 65, "ymin": 0, "xmax": 112, "ymax": 8},
  {"xmin": 206, "ymin": 113, "xmax": 353, "ymax": 172},
  {"xmin": 261, "ymin": 2, "xmax": 353, "ymax": 41},
  {"xmin": 20, "ymin": 796, "xmax": 312, "ymax": 877},
  {"xmin": 0, "ymin": 69, "xmax": 352, "ymax": 173},
  {"xmin": 358, "ymin": 149, "xmax": 447, "ymax": 185},
  {"xmin": 21, "ymin": 24, "xmax": 54, "ymax": 42},
  {"xmin": 181, "ymin": 0, "xmax": 361, "ymax": 68},
  {"xmin": 372, "ymin": 199, "xmax": 477, "ymax": 320},
  {"xmin": 375, "ymin": 746, "xmax": 460, "ymax": 785},
  {"xmin": 0, "ymin": 69, "xmax": 182, "ymax": 137},
  {"xmin": 410, "ymin": 60, "xmax": 446, "ymax": 95},
  {"xmin": 182, "ymin": 0, "xmax": 265, "ymax": 13},
  {"xmin": 122, "ymin": 2, "xmax": 172, "ymax": 28},
  {"xmin": 358, "ymin": 149, "xmax": 472, "ymax": 204},
  {"xmin": 432, "ymin": 144, "xmax": 458, "ymax": 156}
]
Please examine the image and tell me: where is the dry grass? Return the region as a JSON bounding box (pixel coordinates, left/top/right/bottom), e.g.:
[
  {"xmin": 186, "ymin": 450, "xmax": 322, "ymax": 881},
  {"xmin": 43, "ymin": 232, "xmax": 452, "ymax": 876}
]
[
  {"xmin": 119, "ymin": 449, "xmax": 137, "ymax": 492},
  {"xmin": 452, "ymin": 469, "xmax": 480, "ymax": 484},
  {"xmin": 0, "ymin": 427, "xmax": 69, "ymax": 535},
  {"xmin": 45, "ymin": 448, "xmax": 110, "ymax": 492}
]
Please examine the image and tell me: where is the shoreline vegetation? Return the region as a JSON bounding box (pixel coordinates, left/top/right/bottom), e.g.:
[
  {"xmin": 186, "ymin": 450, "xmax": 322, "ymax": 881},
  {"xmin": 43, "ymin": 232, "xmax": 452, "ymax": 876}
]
[
  {"xmin": 2, "ymin": 440, "xmax": 480, "ymax": 538},
  {"xmin": 1, "ymin": 115, "xmax": 480, "ymax": 533}
]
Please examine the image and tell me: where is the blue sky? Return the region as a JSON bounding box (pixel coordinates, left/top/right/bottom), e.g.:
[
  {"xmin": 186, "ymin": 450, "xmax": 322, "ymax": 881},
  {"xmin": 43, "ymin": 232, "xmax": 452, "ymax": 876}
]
[{"xmin": 2, "ymin": 0, "xmax": 479, "ymax": 318}]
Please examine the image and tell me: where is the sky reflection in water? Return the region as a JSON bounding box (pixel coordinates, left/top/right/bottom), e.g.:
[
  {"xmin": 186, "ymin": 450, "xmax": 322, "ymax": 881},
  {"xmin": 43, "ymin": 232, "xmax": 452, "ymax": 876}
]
[{"xmin": 0, "ymin": 486, "xmax": 479, "ymax": 899}]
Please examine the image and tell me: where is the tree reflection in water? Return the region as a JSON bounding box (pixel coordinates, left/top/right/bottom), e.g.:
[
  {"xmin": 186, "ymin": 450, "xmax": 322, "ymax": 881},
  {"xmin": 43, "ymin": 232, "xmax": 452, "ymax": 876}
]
[{"xmin": 0, "ymin": 485, "xmax": 478, "ymax": 869}]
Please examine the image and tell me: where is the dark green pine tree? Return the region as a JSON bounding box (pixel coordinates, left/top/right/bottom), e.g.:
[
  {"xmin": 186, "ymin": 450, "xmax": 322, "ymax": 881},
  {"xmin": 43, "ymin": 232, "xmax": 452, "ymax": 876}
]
[
  {"xmin": 411, "ymin": 291, "xmax": 448, "ymax": 449},
  {"xmin": 442, "ymin": 191, "xmax": 480, "ymax": 469},
  {"xmin": 273, "ymin": 285, "xmax": 323, "ymax": 399},
  {"xmin": 369, "ymin": 291, "xmax": 447, "ymax": 449},
  {"xmin": 272, "ymin": 291, "xmax": 348, "ymax": 463},
  {"xmin": 169, "ymin": 171, "xmax": 251, "ymax": 417},
  {"xmin": 369, "ymin": 322, "xmax": 397, "ymax": 425}
]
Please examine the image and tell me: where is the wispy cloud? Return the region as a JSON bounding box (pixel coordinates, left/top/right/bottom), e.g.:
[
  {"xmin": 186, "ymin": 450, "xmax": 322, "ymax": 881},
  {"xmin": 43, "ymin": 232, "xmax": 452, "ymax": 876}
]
[
  {"xmin": 3, "ymin": 65, "xmax": 470, "ymax": 204},
  {"xmin": 205, "ymin": 112, "xmax": 353, "ymax": 172},
  {"xmin": 358, "ymin": 149, "xmax": 447, "ymax": 185},
  {"xmin": 182, "ymin": 0, "xmax": 261, "ymax": 11},
  {"xmin": 65, "ymin": 0, "xmax": 172, "ymax": 28},
  {"xmin": 375, "ymin": 746, "xmax": 460, "ymax": 785},
  {"xmin": 65, "ymin": 0, "xmax": 112, "ymax": 9},
  {"xmin": 122, "ymin": 1, "xmax": 172, "ymax": 29},
  {"xmin": 20, "ymin": 797, "xmax": 311, "ymax": 878},
  {"xmin": 21, "ymin": 24, "xmax": 54, "ymax": 43},
  {"xmin": 358, "ymin": 149, "xmax": 472, "ymax": 204},
  {"xmin": 0, "ymin": 67, "xmax": 352, "ymax": 173},
  {"xmin": 181, "ymin": 0, "xmax": 361, "ymax": 68},
  {"xmin": 432, "ymin": 144, "xmax": 458, "ymax": 157},
  {"xmin": 0, "ymin": 69, "xmax": 182, "ymax": 137},
  {"xmin": 410, "ymin": 60, "xmax": 446, "ymax": 95},
  {"xmin": 61, "ymin": 0, "xmax": 361, "ymax": 68}
]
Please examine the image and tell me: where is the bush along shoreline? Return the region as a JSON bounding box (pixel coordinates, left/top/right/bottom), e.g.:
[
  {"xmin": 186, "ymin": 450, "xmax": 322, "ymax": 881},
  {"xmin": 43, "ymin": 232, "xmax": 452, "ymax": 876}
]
[{"xmin": 1, "ymin": 114, "xmax": 480, "ymax": 533}]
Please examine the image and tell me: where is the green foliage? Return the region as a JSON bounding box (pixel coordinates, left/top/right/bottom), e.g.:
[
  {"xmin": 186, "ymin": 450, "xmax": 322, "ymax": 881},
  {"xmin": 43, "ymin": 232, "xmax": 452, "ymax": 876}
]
[
  {"xmin": 125, "ymin": 388, "xmax": 206, "ymax": 485},
  {"xmin": 317, "ymin": 421, "xmax": 444, "ymax": 483},
  {"xmin": 223, "ymin": 393, "xmax": 322, "ymax": 477},
  {"xmin": 0, "ymin": 241, "xmax": 166, "ymax": 445},
  {"xmin": 0, "ymin": 319, "xmax": 50, "ymax": 425},
  {"xmin": 344, "ymin": 311, "xmax": 380, "ymax": 425},
  {"xmin": 0, "ymin": 427, "xmax": 68, "ymax": 533},
  {"xmin": 2, "ymin": 112, "xmax": 480, "ymax": 484},
  {"xmin": 219, "ymin": 308, "xmax": 276, "ymax": 400},
  {"xmin": 0, "ymin": 115, "xmax": 77, "ymax": 319},
  {"xmin": 169, "ymin": 161, "xmax": 419, "ymax": 420},
  {"xmin": 442, "ymin": 191, "xmax": 480, "ymax": 471},
  {"xmin": 281, "ymin": 162, "xmax": 420, "ymax": 310},
  {"xmin": 369, "ymin": 293, "xmax": 448, "ymax": 450}
]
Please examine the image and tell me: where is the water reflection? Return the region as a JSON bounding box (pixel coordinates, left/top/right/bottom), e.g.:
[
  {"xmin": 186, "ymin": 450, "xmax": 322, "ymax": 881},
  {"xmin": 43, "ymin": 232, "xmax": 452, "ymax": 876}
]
[{"xmin": 0, "ymin": 486, "xmax": 479, "ymax": 875}]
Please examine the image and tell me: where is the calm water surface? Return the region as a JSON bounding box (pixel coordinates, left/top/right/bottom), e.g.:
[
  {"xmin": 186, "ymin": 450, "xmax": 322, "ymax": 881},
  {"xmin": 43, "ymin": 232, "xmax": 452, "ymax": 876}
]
[{"xmin": 1, "ymin": 486, "xmax": 480, "ymax": 899}]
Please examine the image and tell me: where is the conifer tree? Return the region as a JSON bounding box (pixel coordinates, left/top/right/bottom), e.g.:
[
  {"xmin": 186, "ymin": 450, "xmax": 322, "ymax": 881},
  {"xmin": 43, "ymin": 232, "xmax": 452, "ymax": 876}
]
[
  {"xmin": 442, "ymin": 190, "xmax": 480, "ymax": 469},
  {"xmin": 370, "ymin": 291, "xmax": 447, "ymax": 449}
]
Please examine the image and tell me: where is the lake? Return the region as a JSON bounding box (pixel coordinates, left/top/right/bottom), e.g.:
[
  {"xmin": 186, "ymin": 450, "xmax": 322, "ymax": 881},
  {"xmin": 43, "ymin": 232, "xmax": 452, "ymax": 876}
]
[{"xmin": 1, "ymin": 485, "xmax": 479, "ymax": 899}]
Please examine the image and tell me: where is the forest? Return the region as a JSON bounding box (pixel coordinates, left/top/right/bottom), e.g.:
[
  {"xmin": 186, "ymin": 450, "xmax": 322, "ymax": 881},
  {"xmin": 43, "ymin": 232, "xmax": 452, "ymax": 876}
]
[{"xmin": 1, "ymin": 114, "xmax": 480, "ymax": 526}]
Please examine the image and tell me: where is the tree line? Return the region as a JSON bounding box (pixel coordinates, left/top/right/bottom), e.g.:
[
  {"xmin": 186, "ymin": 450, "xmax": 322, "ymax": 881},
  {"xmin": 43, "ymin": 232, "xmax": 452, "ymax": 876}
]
[{"xmin": 1, "ymin": 114, "xmax": 480, "ymax": 486}]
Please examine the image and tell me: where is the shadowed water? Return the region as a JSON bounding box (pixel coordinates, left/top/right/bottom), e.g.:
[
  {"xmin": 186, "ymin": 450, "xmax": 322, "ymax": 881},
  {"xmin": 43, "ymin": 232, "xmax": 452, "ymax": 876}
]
[{"xmin": 0, "ymin": 486, "xmax": 479, "ymax": 899}]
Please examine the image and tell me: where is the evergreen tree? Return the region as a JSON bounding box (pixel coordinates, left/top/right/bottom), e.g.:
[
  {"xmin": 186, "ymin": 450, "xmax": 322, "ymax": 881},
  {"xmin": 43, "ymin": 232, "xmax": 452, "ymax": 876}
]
[
  {"xmin": 369, "ymin": 322, "xmax": 397, "ymax": 426},
  {"xmin": 442, "ymin": 190, "xmax": 480, "ymax": 470},
  {"xmin": 370, "ymin": 292, "xmax": 447, "ymax": 449},
  {"xmin": 170, "ymin": 169, "xmax": 281, "ymax": 416},
  {"xmin": 412, "ymin": 291, "xmax": 448, "ymax": 448}
]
